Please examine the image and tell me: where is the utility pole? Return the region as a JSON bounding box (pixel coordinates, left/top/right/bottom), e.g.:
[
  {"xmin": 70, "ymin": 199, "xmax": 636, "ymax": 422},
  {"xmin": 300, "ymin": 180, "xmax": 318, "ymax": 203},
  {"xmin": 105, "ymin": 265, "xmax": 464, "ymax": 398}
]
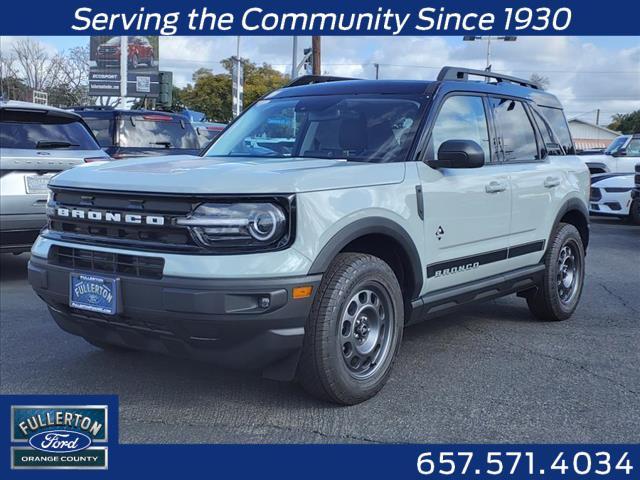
[
  {"xmin": 463, "ymin": 36, "xmax": 517, "ymax": 72},
  {"xmin": 312, "ymin": 36, "xmax": 321, "ymax": 75},
  {"xmin": 291, "ymin": 36, "xmax": 298, "ymax": 79},
  {"xmin": 596, "ymin": 109, "xmax": 600, "ymax": 126},
  {"xmin": 119, "ymin": 36, "xmax": 128, "ymax": 107},
  {"xmin": 232, "ymin": 36, "xmax": 243, "ymax": 118},
  {"xmin": 374, "ymin": 63, "xmax": 380, "ymax": 80}
]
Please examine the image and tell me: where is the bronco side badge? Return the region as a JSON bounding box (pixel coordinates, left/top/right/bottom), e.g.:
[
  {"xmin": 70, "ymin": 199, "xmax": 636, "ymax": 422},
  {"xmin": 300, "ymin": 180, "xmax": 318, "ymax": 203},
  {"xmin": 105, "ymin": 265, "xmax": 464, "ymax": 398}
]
[{"xmin": 435, "ymin": 226, "xmax": 445, "ymax": 240}]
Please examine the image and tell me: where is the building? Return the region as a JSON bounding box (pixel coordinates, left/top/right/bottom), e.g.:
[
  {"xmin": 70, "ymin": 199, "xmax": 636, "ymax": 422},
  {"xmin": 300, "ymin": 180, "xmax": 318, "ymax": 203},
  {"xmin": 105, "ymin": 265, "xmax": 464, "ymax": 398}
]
[{"xmin": 568, "ymin": 118, "xmax": 620, "ymax": 151}]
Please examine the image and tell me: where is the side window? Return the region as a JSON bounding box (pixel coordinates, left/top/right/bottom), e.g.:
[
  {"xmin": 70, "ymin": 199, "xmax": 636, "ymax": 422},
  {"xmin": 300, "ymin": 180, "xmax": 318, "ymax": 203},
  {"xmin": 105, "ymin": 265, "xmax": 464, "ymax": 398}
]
[
  {"xmin": 532, "ymin": 109, "xmax": 564, "ymax": 155},
  {"xmin": 84, "ymin": 118, "xmax": 113, "ymax": 147},
  {"xmin": 625, "ymin": 138, "xmax": 640, "ymax": 157},
  {"xmin": 428, "ymin": 95, "xmax": 490, "ymax": 162},
  {"xmin": 490, "ymin": 98, "xmax": 538, "ymax": 162},
  {"xmin": 539, "ymin": 106, "xmax": 575, "ymax": 154}
]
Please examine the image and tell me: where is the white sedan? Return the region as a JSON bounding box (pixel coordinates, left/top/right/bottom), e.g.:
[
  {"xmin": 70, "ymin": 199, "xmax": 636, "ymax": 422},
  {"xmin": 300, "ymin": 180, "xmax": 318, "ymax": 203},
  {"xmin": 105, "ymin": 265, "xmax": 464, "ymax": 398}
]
[{"xmin": 589, "ymin": 171, "xmax": 640, "ymax": 224}]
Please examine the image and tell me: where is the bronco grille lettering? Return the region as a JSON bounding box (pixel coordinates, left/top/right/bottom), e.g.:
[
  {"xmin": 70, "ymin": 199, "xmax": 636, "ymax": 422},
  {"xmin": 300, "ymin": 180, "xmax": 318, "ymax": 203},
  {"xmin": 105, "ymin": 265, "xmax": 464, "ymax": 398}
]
[{"xmin": 54, "ymin": 207, "xmax": 165, "ymax": 226}]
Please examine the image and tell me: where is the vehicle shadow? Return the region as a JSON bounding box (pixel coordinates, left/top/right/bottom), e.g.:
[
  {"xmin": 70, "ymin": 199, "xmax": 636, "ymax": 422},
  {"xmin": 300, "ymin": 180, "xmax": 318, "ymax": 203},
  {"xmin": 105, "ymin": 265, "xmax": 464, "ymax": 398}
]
[{"xmin": 0, "ymin": 253, "xmax": 30, "ymax": 282}]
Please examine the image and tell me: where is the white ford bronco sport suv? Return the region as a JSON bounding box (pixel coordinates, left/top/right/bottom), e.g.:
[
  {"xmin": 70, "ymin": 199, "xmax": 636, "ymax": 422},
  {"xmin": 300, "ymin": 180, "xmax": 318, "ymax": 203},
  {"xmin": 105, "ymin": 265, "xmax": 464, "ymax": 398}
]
[{"xmin": 29, "ymin": 68, "xmax": 590, "ymax": 404}]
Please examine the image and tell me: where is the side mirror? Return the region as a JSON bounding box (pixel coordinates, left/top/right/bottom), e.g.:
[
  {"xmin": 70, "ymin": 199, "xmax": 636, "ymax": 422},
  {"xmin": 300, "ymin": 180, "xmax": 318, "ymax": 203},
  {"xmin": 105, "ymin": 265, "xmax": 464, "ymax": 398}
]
[
  {"xmin": 429, "ymin": 139, "xmax": 485, "ymax": 169},
  {"xmin": 613, "ymin": 148, "xmax": 627, "ymax": 157}
]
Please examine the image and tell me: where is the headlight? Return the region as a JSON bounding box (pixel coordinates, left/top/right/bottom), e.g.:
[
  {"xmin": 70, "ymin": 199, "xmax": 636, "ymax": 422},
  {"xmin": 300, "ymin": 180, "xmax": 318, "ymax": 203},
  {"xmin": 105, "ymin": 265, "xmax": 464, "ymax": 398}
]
[{"xmin": 177, "ymin": 202, "xmax": 290, "ymax": 251}]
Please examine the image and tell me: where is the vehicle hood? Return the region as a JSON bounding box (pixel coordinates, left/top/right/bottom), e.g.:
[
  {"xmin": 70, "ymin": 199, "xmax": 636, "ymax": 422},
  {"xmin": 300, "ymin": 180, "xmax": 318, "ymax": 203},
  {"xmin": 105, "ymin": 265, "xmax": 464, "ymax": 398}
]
[
  {"xmin": 48, "ymin": 155, "xmax": 406, "ymax": 194},
  {"xmin": 591, "ymin": 173, "xmax": 634, "ymax": 187}
]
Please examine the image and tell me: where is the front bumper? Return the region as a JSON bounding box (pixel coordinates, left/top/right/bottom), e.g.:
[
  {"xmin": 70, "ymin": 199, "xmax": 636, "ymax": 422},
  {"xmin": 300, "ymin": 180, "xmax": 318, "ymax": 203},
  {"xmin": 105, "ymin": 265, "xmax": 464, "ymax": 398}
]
[{"xmin": 28, "ymin": 255, "xmax": 321, "ymax": 379}]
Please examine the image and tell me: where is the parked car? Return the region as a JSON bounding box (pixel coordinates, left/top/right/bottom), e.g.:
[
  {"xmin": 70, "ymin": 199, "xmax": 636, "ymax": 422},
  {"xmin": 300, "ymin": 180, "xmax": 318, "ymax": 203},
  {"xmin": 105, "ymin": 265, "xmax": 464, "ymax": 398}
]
[
  {"xmin": 192, "ymin": 121, "xmax": 226, "ymax": 148},
  {"xmin": 96, "ymin": 36, "xmax": 155, "ymax": 69},
  {"xmin": 0, "ymin": 101, "xmax": 109, "ymax": 254},
  {"xmin": 580, "ymin": 134, "xmax": 640, "ymax": 174},
  {"xmin": 30, "ymin": 68, "xmax": 590, "ymax": 404},
  {"xmin": 71, "ymin": 107, "xmax": 201, "ymax": 159},
  {"xmin": 589, "ymin": 171, "xmax": 640, "ymax": 224}
]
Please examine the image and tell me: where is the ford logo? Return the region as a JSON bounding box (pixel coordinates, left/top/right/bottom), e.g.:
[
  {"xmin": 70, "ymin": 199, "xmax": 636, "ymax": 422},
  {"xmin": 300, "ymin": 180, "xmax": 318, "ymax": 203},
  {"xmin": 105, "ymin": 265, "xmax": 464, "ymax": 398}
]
[{"xmin": 28, "ymin": 429, "xmax": 92, "ymax": 453}]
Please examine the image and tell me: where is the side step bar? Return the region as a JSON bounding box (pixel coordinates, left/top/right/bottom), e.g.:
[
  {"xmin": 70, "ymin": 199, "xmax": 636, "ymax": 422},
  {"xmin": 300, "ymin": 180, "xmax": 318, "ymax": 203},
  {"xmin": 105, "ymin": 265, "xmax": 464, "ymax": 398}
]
[{"xmin": 406, "ymin": 264, "xmax": 545, "ymax": 325}]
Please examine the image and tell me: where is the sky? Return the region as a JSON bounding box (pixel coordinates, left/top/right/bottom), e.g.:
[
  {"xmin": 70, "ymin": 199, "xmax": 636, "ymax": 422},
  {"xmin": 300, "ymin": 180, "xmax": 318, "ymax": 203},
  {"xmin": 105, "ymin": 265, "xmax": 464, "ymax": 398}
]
[{"xmin": 2, "ymin": 35, "xmax": 639, "ymax": 125}]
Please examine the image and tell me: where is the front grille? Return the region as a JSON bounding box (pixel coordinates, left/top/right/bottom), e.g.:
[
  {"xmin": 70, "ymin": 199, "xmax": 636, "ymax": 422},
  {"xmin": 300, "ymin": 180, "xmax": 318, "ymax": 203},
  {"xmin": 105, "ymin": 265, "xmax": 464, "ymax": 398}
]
[
  {"xmin": 590, "ymin": 187, "xmax": 602, "ymax": 201},
  {"xmin": 47, "ymin": 187, "xmax": 201, "ymax": 253},
  {"xmin": 45, "ymin": 187, "xmax": 295, "ymax": 254},
  {"xmin": 50, "ymin": 245, "xmax": 164, "ymax": 279},
  {"xmin": 604, "ymin": 202, "xmax": 622, "ymax": 211}
]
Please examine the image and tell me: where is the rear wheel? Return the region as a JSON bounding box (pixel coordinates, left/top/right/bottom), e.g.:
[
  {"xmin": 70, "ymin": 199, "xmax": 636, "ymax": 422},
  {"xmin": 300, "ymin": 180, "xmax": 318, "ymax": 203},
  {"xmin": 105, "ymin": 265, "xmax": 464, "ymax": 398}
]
[
  {"xmin": 297, "ymin": 253, "xmax": 404, "ymax": 405},
  {"xmin": 527, "ymin": 223, "xmax": 585, "ymax": 321}
]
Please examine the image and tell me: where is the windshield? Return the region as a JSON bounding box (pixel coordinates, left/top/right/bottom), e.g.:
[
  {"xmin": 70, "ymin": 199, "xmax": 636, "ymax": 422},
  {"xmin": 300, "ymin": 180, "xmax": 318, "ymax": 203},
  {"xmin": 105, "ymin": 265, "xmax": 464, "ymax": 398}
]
[
  {"xmin": 0, "ymin": 111, "xmax": 99, "ymax": 150},
  {"xmin": 604, "ymin": 135, "xmax": 629, "ymax": 155},
  {"xmin": 118, "ymin": 116, "xmax": 199, "ymax": 149},
  {"xmin": 205, "ymin": 95, "xmax": 425, "ymax": 163}
]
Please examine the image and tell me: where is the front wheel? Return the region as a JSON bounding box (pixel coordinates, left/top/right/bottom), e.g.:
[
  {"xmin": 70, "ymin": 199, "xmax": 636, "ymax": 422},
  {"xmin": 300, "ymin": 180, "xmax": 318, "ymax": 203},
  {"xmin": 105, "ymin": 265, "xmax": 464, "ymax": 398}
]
[
  {"xmin": 297, "ymin": 253, "xmax": 404, "ymax": 405},
  {"xmin": 527, "ymin": 223, "xmax": 585, "ymax": 321}
]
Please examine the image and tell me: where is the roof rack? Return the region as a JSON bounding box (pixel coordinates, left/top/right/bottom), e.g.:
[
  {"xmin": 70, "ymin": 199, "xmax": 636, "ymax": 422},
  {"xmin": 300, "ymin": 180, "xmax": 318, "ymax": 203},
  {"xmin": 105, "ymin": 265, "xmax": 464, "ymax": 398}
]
[
  {"xmin": 284, "ymin": 75, "xmax": 358, "ymax": 88},
  {"xmin": 437, "ymin": 66, "xmax": 541, "ymax": 90}
]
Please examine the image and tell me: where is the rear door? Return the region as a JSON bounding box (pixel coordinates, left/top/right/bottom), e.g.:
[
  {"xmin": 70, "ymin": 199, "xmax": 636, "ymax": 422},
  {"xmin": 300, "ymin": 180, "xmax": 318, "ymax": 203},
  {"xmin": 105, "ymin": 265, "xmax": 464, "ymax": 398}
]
[
  {"xmin": 417, "ymin": 93, "xmax": 512, "ymax": 291},
  {"xmin": 489, "ymin": 97, "xmax": 559, "ymax": 270}
]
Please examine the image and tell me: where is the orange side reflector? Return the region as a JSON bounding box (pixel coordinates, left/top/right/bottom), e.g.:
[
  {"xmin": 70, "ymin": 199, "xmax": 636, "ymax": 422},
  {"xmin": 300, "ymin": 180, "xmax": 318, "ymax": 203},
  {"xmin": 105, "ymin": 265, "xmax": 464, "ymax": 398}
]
[{"xmin": 292, "ymin": 286, "xmax": 313, "ymax": 299}]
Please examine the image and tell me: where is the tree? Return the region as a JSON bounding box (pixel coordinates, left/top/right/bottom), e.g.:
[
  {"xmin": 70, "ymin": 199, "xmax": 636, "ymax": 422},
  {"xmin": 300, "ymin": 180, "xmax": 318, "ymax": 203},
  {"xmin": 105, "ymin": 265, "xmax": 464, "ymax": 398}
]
[
  {"xmin": 608, "ymin": 110, "xmax": 640, "ymax": 134},
  {"xmin": 529, "ymin": 73, "xmax": 550, "ymax": 89},
  {"xmin": 221, "ymin": 57, "xmax": 289, "ymax": 107},
  {"xmin": 177, "ymin": 58, "xmax": 289, "ymax": 121},
  {"xmin": 180, "ymin": 73, "xmax": 233, "ymax": 122}
]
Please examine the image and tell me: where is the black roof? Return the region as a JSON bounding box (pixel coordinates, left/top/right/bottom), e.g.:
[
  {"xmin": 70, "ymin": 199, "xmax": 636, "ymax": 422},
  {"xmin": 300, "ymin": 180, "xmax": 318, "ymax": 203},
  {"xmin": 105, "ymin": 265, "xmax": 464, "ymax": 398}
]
[{"xmin": 269, "ymin": 67, "xmax": 563, "ymax": 109}]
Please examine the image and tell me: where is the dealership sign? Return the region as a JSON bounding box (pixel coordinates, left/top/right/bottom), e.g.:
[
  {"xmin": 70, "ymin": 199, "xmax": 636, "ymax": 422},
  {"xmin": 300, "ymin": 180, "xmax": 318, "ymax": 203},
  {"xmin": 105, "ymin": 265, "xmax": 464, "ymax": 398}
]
[
  {"xmin": 89, "ymin": 35, "xmax": 159, "ymax": 97},
  {"xmin": 10, "ymin": 404, "xmax": 109, "ymax": 469}
]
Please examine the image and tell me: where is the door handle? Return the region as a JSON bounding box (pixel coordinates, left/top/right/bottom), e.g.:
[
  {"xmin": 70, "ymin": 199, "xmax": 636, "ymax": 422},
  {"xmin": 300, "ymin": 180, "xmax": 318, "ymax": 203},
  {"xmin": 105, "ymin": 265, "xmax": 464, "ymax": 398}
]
[
  {"xmin": 544, "ymin": 176, "xmax": 561, "ymax": 188},
  {"xmin": 485, "ymin": 180, "xmax": 507, "ymax": 193}
]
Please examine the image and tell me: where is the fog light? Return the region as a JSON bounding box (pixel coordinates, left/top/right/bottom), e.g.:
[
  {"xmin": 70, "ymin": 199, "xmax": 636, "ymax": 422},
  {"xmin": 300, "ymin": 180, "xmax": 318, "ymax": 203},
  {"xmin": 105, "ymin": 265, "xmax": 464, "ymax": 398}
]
[
  {"xmin": 259, "ymin": 297, "xmax": 271, "ymax": 308},
  {"xmin": 292, "ymin": 286, "xmax": 313, "ymax": 299}
]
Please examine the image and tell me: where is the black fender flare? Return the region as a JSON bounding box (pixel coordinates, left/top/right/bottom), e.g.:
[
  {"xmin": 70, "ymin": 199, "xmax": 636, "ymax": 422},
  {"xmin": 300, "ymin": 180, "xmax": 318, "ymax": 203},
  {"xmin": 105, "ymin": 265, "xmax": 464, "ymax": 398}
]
[
  {"xmin": 550, "ymin": 197, "xmax": 590, "ymax": 251},
  {"xmin": 308, "ymin": 217, "xmax": 423, "ymax": 299}
]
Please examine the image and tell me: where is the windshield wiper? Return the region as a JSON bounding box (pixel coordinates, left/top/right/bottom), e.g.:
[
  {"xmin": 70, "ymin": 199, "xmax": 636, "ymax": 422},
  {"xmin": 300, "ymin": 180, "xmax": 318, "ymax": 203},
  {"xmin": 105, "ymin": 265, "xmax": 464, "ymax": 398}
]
[
  {"xmin": 153, "ymin": 141, "xmax": 172, "ymax": 148},
  {"xmin": 36, "ymin": 141, "xmax": 79, "ymax": 149}
]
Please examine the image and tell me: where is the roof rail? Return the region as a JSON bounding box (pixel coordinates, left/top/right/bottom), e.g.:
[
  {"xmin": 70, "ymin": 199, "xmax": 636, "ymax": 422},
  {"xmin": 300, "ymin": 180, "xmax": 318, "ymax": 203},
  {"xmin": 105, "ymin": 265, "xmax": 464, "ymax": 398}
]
[
  {"xmin": 284, "ymin": 75, "xmax": 358, "ymax": 88},
  {"xmin": 437, "ymin": 66, "xmax": 541, "ymax": 90}
]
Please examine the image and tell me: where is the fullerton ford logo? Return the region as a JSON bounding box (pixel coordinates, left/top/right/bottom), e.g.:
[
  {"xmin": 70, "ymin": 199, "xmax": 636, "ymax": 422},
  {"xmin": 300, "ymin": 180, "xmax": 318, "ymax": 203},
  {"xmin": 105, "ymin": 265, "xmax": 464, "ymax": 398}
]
[
  {"xmin": 55, "ymin": 207, "xmax": 165, "ymax": 226},
  {"xmin": 28, "ymin": 430, "xmax": 92, "ymax": 453},
  {"xmin": 11, "ymin": 404, "xmax": 110, "ymax": 470}
]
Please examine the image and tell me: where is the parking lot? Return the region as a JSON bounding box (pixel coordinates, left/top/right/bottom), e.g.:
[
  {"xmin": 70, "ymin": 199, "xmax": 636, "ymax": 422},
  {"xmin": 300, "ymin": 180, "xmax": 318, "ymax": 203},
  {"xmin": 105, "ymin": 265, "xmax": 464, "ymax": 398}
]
[{"xmin": 0, "ymin": 218, "xmax": 638, "ymax": 444}]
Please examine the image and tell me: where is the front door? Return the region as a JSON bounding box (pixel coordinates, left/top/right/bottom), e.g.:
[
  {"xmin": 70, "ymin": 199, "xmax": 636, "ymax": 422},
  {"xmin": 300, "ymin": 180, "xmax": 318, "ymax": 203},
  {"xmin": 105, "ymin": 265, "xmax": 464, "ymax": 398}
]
[{"xmin": 418, "ymin": 94, "xmax": 512, "ymax": 291}]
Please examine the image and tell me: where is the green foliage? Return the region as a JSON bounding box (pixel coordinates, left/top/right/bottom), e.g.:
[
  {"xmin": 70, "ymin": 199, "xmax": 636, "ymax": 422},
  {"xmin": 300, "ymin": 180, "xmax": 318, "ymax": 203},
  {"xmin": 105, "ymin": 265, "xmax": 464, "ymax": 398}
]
[
  {"xmin": 608, "ymin": 110, "xmax": 640, "ymax": 135},
  {"xmin": 177, "ymin": 58, "xmax": 289, "ymax": 122}
]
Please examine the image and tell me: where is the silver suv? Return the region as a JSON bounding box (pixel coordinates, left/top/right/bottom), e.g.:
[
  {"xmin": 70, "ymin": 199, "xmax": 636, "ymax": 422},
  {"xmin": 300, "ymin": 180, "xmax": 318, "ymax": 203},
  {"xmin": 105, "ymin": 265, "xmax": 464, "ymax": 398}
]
[{"xmin": 1, "ymin": 101, "xmax": 109, "ymax": 253}]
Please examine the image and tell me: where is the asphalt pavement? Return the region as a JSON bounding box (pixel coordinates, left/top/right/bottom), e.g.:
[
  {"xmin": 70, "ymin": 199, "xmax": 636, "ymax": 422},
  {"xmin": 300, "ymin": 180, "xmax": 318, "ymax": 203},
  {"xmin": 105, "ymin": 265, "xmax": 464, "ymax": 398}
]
[{"xmin": 1, "ymin": 218, "xmax": 638, "ymax": 444}]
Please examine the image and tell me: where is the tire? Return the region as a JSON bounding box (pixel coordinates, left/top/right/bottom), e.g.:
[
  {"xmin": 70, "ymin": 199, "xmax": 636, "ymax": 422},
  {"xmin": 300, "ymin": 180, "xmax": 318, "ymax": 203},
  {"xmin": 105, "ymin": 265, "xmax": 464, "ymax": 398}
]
[
  {"xmin": 297, "ymin": 253, "xmax": 404, "ymax": 405},
  {"xmin": 527, "ymin": 223, "xmax": 585, "ymax": 321},
  {"xmin": 628, "ymin": 199, "xmax": 640, "ymax": 225},
  {"xmin": 84, "ymin": 337, "xmax": 132, "ymax": 353}
]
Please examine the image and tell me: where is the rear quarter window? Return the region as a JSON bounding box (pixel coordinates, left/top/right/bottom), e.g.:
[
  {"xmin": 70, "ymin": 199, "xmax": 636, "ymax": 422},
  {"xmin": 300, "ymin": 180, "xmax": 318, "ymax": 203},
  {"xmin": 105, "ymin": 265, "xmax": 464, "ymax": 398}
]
[
  {"xmin": 0, "ymin": 110, "xmax": 99, "ymax": 150},
  {"xmin": 539, "ymin": 106, "xmax": 575, "ymax": 154}
]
